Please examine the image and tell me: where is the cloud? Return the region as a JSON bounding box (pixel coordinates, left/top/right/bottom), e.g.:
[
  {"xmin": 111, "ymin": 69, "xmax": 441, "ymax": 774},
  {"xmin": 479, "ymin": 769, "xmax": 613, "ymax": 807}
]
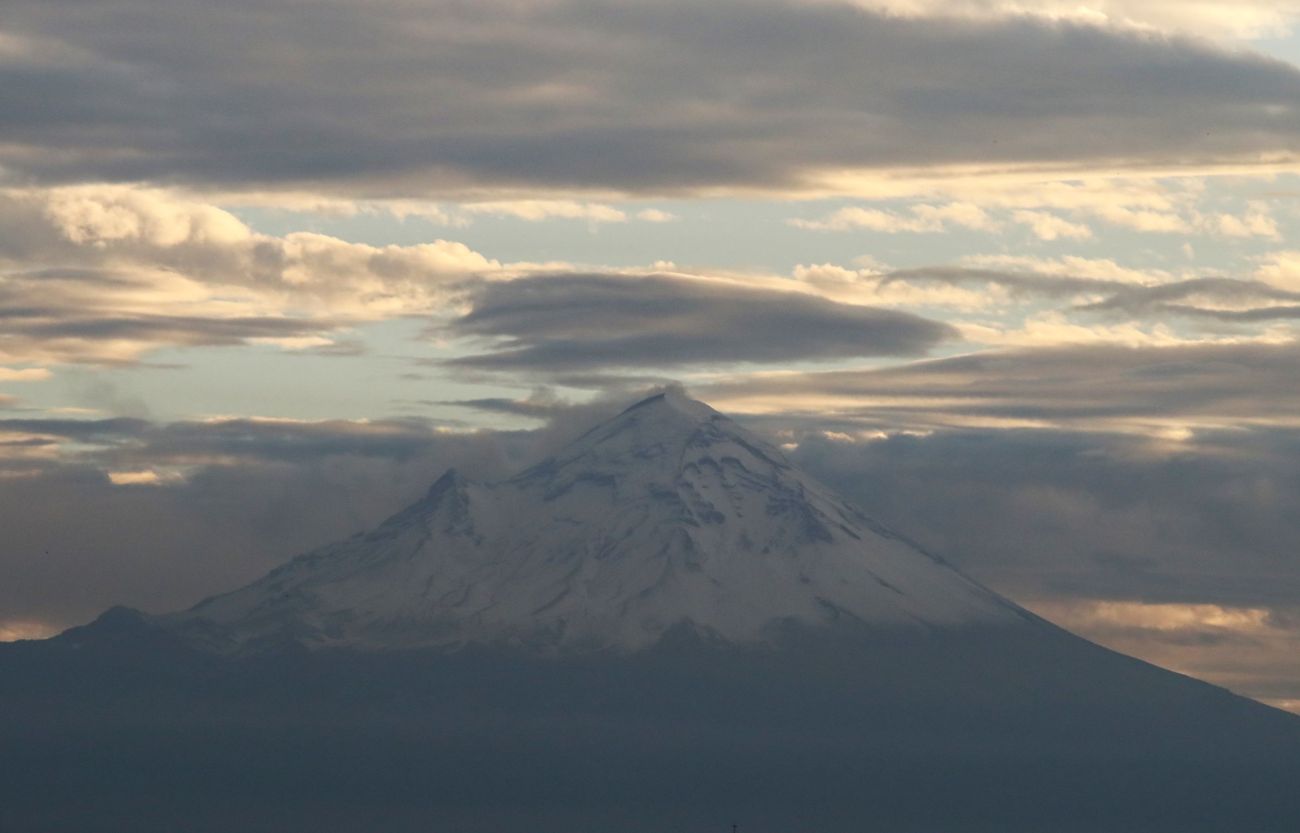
[
  {"xmin": 1093, "ymin": 204, "xmax": 1190, "ymax": 233},
  {"xmin": 30, "ymin": 185, "xmax": 1272, "ymax": 378},
  {"xmin": 0, "ymin": 620, "xmax": 58, "ymax": 642},
  {"xmin": 793, "ymin": 191, "xmax": 1279, "ymax": 241},
  {"xmin": 958, "ymin": 313, "xmax": 1235, "ymax": 350},
  {"xmin": 1011, "ymin": 209, "xmax": 1093, "ymax": 240},
  {"xmin": 2, "ymin": 186, "xmax": 502, "ymax": 295},
  {"xmin": 0, "ymin": 303, "xmax": 346, "ymax": 366},
  {"xmin": 441, "ymin": 272, "xmax": 956, "ymax": 371},
  {"xmin": 5, "ymin": 388, "xmax": 1300, "ymax": 710},
  {"xmin": 960, "ymin": 254, "xmax": 1167, "ymax": 285},
  {"xmin": 1089, "ymin": 201, "xmax": 1282, "ymax": 238},
  {"xmin": 699, "ymin": 341, "xmax": 1300, "ymax": 433},
  {"xmin": 460, "ymin": 200, "xmax": 629, "ymax": 223},
  {"xmin": 0, "ymin": 412, "xmax": 543, "ymax": 625},
  {"xmin": 788, "ymin": 258, "xmax": 1300, "ymax": 339},
  {"xmin": 0, "ymin": 367, "xmax": 49, "ymax": 382},
  {"xmin": 1026, "ymin": 598, "xmax": 1300, "ymax": 712},
  {"xmin": 0, "ymin": 185, "xmax": 982, "ymax": 371},
  {"xmin": 790, "ymin": 260, "xmax": 1149, "ymax": 312},
  {"xmin": 0, "ymin": 415, "xmax": 489, "ymax": 469},
  {"xmin": 781, "ymin": 421, "xmax": 1300, "ymax": 606},
  {"xmin": 1256, "ymin": 251, "xmax": 1300, "ymax": 292},
  {"xmin": 839, "ymin": 0, "xmax": 1300, "ymax": 40},
  {"xmin": 448, "ymin": 199, "xmax": 677, "ymax": 225},
  {"xmin": 107, "ymin": 469, "xmax": 180, "ymax": 486},
  {"xmin": 1037, "ymin": 599, "xmax": 1276, "ymax": 635},
  {"xmin": 440, "ymin": 387, "xmax": 570, "ymax": 421},
  {"xmin": 3, "ymin": 0, "xmax": 1300, "ymax": 196},
  {"xmin": 778, "ymin": 421, "xmax": 1300, "ymax": 707},
  {"xmin": 794, "ymin": 263, "xmax": 1013, "ymax": 310},
  {"xmin": 882, "ymin": 265, "xmax": 1130, "ymax": 296},
  {"xmin": 0, "ymin": 186, "xmax": 512, "ymax": 365},
  {"xmin": 1207, "ymin": 204, "xmax": 1280, "ymax": 240},
  {"xmin": 0, "ymin": 400, "xmax": 683, "ymax": 629},
  {"xmin": 791, "ymin": 202, "xmax": 998, "ymax": 233},
  {"xmin": 1079, "ymin": 277, "xmax": 1300, "ymax": 322}
]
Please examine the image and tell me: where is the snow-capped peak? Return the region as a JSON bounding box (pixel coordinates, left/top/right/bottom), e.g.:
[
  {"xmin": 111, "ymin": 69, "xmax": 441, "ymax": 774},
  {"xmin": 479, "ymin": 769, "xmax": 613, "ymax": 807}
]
[{"xmin": 169, "ymin": 392, "xmax": 1029, "ymax": 654}]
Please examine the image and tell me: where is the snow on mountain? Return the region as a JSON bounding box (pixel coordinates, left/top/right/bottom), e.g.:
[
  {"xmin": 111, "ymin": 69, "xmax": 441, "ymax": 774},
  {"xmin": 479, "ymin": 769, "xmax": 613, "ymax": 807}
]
[{"xmin": 168, "ymin": 390, "xmax": 1030, "ymax": 653}]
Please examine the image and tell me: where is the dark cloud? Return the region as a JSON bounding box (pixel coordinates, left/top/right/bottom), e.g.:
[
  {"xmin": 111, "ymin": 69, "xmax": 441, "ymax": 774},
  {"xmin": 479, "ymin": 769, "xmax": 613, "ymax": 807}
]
[
  {"xmin": 0, "ymin": 415, "xmax": 534, "ymax": 627},
  {"xmin": 443, "ymin": 398, "xmax": 566, "ymax": 420},
  {"xmin": 2, "ymin": 0, "xmax": 1298, "ymax": 193},
  {"xmin": 702, "ymin": 341, "xmax": 1300, "ymax": 427},
  {"xmin": 1079, "ymin": 277, "xmax": 1300, "ymax": 322},
  {"xmin": 785, "ymin": 426, "xmax": 1300, "ymax": 608},
  {"xmin": 0, "ymin": 415, "xmax": 502, "ymax": 468},
  {"xmin": 0, "ymin": 416, "xmax": 150, "ymax": 446},
  {"xmin": 782, "ymin": 420, "xmax": 1300, "ymax": 705},
  {"xmin": 442, "ymin": 387, "xmax": 569, "ymax": 421},
  {"xmin": 0, "ymin": 299, "xmax": 341, "ymax": 365},
  {"xmin": 0, "ymin": 264, "xmax": 343, "ymax": 369},
  {"xmin": 15, "ymin": 312, "xmax": 334, "ymax": 345},
  {"xmin": 441, "ymin": 273, "xmax": 955, "ymax": 371}
]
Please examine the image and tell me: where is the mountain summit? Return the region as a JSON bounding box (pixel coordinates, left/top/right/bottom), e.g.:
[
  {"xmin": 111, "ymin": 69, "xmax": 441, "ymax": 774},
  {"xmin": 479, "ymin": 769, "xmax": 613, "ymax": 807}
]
[{"xmin": 167, "ymin": 391, "xmax": 1026, "ymax": 654}]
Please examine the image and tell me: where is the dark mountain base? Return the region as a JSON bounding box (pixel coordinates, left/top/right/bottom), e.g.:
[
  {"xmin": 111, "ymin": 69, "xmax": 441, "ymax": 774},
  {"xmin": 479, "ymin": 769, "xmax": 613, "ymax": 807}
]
[{"xmin": 4, "ymin": 615, "xmax": 1300, "ymax": 833}]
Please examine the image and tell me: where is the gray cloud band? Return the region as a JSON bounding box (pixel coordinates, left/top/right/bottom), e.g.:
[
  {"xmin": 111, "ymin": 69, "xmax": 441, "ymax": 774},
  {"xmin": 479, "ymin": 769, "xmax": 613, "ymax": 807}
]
[
  {"xmin": 699, "ymin": 341, "xmax": 1300, "ymax": 426},
  {"xmin": 440, "ymin": 273, "xmax": 956, "ymax": 371},
  {"xmin": 2, "ymin": 0, "xmax": 1299, "ymax": 194},
  {"xmin": 1078, "ymin": 277, "xmax": 1300, "ymax": 320}
]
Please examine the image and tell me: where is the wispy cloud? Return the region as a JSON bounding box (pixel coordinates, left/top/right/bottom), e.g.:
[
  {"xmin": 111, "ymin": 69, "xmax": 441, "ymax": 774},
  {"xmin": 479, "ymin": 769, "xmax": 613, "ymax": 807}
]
[
  {"xmin": 790, "ymin": 203, "xmax": 998, "ymax": 233},
  {"xmin": 459, "ymin": 200, "xmax": 629, "ymax": 223},
  {"xmin": 699, "ymin": 341, "xmax": 1300, "ymax": 433}
]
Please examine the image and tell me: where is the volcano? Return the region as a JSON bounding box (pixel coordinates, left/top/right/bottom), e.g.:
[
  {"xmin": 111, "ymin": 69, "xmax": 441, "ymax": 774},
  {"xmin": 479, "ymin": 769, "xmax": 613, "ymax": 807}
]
[
  {"xmin": 3, "ymin": 392, "xmax": 1299, "ymax": 832},
  {"xmin": 168, "ymin": 390, "xmax": 1030, "ymax": 653}
]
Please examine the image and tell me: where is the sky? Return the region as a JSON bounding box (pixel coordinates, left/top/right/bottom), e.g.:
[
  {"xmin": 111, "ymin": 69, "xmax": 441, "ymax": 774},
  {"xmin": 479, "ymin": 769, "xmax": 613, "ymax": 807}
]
[{"xmin": 3, "ymin": 0, "xmax": 1300, "ymax": 711}]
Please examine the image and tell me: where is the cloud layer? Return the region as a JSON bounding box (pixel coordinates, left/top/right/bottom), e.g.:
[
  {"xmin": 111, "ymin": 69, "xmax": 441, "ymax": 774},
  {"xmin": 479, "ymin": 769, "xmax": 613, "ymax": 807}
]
[
  {"xmin": 702, "ymin": 341, "xmax": 1300, "ymax": 432},
  {"xmin": 4, "ymin": 392, "xmax": 1300, "ymax": 712},
  {"xmin": 3, "ymin": 0, "xmax": 1300, "ymax": 196},
  {"xmin": 0, "ymin": 185, "xmax": 506, "ymax": 364},
  {"xmin": 444, "ymin": 273, "xmax": 954, "ymax": 371}
]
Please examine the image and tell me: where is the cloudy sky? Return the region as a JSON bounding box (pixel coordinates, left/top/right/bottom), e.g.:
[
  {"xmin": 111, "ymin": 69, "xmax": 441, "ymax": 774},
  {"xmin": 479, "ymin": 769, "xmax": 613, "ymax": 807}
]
[{"xmin": 4, "ymin": 0, "xmax": 1300, "ymax": 711}]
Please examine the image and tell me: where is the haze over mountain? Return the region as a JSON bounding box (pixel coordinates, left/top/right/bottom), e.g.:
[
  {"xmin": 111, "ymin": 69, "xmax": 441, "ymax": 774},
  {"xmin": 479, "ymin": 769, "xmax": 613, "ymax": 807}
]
[
  {"xmin": 168, "ymin": 391, "xmax": 1026, "ymax": 654},
  {"xmin": 3, "ymin": 394, "xmax": 1299, "ymax": 833}
]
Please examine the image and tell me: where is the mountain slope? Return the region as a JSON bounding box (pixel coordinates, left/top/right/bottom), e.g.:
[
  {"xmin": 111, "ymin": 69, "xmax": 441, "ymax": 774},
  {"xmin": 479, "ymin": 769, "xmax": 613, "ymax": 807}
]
[
  {"xmin": 6, "ymin": 614, "xmax": 1300, "ymax": 833},
  {"xmin": 167, "ymin": 390, "xmax": 1029, "ymax": 654}
]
